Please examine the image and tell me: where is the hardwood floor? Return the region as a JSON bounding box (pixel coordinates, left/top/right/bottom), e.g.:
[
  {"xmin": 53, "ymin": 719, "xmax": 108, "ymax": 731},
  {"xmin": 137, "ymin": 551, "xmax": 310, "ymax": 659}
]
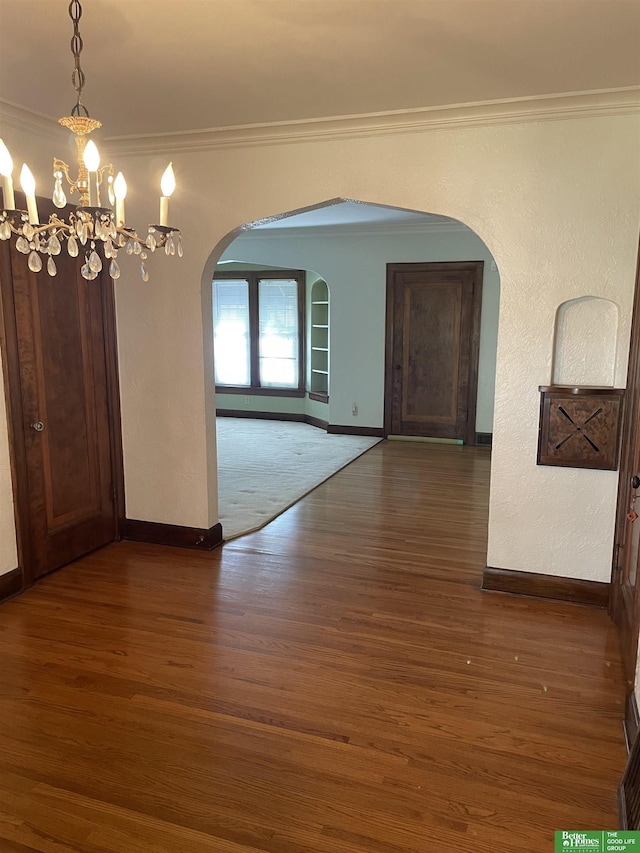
[{"xmin": 0, "ymin": 442, "xmax": 627, "ymax": 852}]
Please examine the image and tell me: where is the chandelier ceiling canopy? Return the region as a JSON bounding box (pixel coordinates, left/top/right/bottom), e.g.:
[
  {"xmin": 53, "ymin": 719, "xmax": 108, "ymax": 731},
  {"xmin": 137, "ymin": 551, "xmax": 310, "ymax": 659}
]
[{"xmin": 0, "ymin": 0, "xmax": 182, "ymax": 282}]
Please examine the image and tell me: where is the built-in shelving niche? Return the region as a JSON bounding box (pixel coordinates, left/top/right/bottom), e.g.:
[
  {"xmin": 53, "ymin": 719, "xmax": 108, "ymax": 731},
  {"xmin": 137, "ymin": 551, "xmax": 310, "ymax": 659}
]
[
  {"xmin": 309, "ymin": 279, "xmax": 329, "ymax": 402},
  {"xmin": 537, "ymin": 296, "xmax": 623, "ymax": 470}
]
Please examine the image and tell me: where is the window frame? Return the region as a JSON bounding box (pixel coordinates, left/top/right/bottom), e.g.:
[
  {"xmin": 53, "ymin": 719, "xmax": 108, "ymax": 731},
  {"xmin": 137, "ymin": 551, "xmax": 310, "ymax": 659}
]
[{"xmin": 213, "ymin": 269, "xmax": 306, "ymax": 397}]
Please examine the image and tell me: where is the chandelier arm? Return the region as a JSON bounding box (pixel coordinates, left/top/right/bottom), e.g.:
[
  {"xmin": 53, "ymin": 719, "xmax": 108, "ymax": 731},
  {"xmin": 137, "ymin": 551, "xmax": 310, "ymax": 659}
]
[
  {"xmin": 29, "ymin": 218, "xmax": 74, "ymax": 238},
  {"xmin": 53, "ymin": 158, "xmax": 80, "ymax": 198}
]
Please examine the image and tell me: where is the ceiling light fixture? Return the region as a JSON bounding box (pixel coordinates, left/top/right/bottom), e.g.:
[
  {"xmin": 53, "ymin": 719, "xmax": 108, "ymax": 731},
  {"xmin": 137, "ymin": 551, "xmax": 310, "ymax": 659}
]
[{"xmin": 0, "ymin": 0, "xmax": 182, "ymax": 282}]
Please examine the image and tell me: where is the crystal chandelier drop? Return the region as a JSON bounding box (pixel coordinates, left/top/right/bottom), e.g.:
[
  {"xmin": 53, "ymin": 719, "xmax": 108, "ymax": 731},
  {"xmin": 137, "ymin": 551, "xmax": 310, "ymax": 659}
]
[{"xmin": 0, "ymin": 0, "xmax": 182, "ymax": 282}]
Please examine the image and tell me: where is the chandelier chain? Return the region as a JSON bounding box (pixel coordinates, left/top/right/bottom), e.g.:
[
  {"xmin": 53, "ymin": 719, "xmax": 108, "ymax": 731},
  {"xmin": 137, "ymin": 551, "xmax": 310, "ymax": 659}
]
[{"xmin": 69, "ymin": 0, "xmax": 89, "ymax": 118}]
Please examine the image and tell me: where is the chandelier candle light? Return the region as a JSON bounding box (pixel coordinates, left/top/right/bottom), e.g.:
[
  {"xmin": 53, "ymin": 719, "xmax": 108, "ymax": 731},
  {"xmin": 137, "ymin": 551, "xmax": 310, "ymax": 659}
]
[{"xmin": 0, "ymin": 0, "xmax": 182, "ymax": 282}]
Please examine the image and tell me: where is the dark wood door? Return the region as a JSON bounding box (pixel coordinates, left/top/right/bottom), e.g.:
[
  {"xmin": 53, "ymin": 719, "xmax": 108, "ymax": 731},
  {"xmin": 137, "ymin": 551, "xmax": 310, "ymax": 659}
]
[
  {"xmin": 612, "ymin": 239, "xmax": 640, "ymax": 688},
  {"xmin": 385, "ymin": 262, "xmax": 483, "ymax": 443},
  {"xmin": 0, "ymin": 203, "xmax": 120, "ymax": 584}
]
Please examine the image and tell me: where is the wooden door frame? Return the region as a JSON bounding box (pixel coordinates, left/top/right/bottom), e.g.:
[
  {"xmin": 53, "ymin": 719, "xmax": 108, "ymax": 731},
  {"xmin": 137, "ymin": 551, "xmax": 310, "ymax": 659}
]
[
  {"xmin": 611, "ymin": 236, "xmax": 640, "ymax": 685},
  {"xmin": 0, "ymin": 223, "xmax": 125, "ymax": 591},
  {"xmin": 384, "ymin": 261, "xmax": 483, "ymax": 445}
]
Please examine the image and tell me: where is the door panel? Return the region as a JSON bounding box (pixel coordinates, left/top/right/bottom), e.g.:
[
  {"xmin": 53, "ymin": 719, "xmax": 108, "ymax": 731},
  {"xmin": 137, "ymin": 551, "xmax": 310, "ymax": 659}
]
[
  {"xmin": 611, "ymin": 239, "xmax": 640, "ymax": 687},
  {"xmin": 0, "ymin": 203, "xmax": 118, "ymax": 583},
  {"xmin": 385, "ymin": 262, "xmax": 483, "ymax": 443}
]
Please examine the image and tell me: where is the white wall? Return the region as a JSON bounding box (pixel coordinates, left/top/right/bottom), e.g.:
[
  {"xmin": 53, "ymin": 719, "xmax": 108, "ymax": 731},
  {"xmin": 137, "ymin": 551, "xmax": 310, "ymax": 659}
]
[
  {"xmin": 109, "ymin": 111, "xmax": 640, "ymax": 580},
  {"xmin": 216, "ymin": 225, "xmax": 499, "ymax": 433},
  {"xmin": 1, "ymin": 107, "xmax": 639, "ymax": 585}
]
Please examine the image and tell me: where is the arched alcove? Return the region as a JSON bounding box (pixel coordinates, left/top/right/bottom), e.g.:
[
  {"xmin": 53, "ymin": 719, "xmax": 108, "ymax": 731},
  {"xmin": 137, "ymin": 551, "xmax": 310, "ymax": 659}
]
[
  {"xmin": 309, "ymin": 278, "xmax": 330, "ymax": 401},
  {"xmin": 552, "ymin": 296, "xmax": 619, "ymax": 386}
]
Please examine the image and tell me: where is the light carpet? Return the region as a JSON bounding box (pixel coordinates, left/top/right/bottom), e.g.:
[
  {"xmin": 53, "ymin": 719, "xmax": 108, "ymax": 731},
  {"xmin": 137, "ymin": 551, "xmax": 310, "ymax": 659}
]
[{"xmin": 217, "ymin": 418, "xmax": 381, "ymax": 540}]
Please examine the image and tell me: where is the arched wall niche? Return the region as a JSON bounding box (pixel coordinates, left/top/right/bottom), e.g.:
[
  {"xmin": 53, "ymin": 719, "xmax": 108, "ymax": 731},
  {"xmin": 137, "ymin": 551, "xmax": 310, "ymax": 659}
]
[{"xmin": 552, "ymin": 296, "xmax": 619, "ymax": 387}]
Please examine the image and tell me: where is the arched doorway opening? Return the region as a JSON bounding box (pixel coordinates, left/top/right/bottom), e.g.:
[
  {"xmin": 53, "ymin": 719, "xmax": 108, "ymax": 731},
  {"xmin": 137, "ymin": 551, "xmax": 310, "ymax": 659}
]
[{"xmin": 202, "ymin": 198, "xmax": 501, "ymax": 542}]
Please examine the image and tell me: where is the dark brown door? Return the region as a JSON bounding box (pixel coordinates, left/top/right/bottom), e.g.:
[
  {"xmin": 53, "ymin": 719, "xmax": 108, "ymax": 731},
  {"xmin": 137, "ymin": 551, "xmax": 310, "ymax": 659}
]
[
  {"xmin": 0, "ymin": 202, "xmax": 120, "ymax": 584},
  {"xmin": 612, "ymin": 239, "xmax": 640, "ymax": 688},
  {"xmin": 385, "ymin": 262, "xmax": 483, "ymax": 443}
]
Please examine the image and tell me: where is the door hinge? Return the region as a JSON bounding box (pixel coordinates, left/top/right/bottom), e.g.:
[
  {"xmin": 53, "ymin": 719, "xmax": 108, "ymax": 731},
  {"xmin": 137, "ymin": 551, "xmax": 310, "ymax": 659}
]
[{"xmin": 613, "ymin": 543, "xmax": 622, "ymax": 575}]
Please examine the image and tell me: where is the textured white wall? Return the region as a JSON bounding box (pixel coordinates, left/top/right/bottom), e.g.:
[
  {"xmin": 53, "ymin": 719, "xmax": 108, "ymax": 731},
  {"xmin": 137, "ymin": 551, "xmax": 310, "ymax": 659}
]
[
  {"xmin": 109, "ymin": 112, "xmax": 640, "ymax": 578},
  {"xmin": 216, "ymin": 225, "xmax": 500, "ymax": 433},
  {"xmin": 1, "ymin": 111, "xmax": 638, "ymax": 581},
  {"xmin": 553, "ymin": 297, "xmax": 618, "ymax": 386}
]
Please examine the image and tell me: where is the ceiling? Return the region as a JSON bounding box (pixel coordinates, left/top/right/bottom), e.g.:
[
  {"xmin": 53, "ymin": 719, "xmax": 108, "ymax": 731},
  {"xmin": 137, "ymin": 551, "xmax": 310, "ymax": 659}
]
[
  {"xmin": 1, "ymin": 0, "xmax": 639, "ymax": 138},
  {"xmin": 248, "ymin": 201, "xmax": 454, "ymax": 230}
]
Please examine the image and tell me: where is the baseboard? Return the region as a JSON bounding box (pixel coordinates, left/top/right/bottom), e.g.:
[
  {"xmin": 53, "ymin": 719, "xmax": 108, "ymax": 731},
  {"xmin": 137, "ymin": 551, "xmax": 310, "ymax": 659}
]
[
  {"xmin": 476, "ymin": 432, "xmax": 493, "ymax": 447},
  {"xmin": 216, "ymin": 411, "xmax": 384, "ymax": 437},
  {"xmin": 216, "ymin": 410, "xmax": 329, "ymax": 431},
  {"xmin": 0, "ymin": 567, "xmax": 23, "ymax": 603},
  {"xmin": 217, "ymin": 409, "xmax": 306, "ymax": 422},
  {"xmin": 482, "ymin": 566, "xmax": 610, "ymax": 608},
  {"xmin": 624, "ymin": 691, "xmax": 640, "ymax": 753},
  {"xmin": 619, "ymin": 782, "xmax": 629, "ymax": 830},
  {"xmin": 305, "ymin": 414, "xmax": 329, "ymax": 430},
  {"xmin": 123, "ymin": 520, "xmax": 223, "ymax": 551},
  {"xmin": 327, "ymin": 425, "xmax": 385, "ymax": 437}
]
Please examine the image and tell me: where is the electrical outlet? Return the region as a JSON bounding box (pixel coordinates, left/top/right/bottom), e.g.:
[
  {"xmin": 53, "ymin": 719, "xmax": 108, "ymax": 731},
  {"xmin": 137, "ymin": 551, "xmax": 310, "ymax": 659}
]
[
  {"xmin": 352, "ymin": 403, "xmax": 358, "ymax": 416},
  {"xmin": 244, "ymin": 396, "xmax": 250, "ymax": 405}
]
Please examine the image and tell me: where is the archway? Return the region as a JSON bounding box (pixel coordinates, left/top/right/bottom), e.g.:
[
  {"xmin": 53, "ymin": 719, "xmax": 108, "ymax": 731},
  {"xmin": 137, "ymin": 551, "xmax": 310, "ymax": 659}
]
[{"xmin": 201, "ymin": 199, "xmax": 501, "ymax": 541}]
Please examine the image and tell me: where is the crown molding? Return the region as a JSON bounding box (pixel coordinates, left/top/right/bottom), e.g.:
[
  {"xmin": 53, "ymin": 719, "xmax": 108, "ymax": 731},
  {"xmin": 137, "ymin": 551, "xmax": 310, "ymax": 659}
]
[
  {"xmin": 234, "ymin": 219, "xmax": 470, "ymax": 240},
  {"xmin": 0, "ymin": 98, "xmax": 66, "ymax": 141},
  {"xmin": 105, "ymin": 87, "xmax": 640, "ymax": 157},
  {"xmin": 2, "ymin": 87, "xmax": 638, "ymax": 157}
]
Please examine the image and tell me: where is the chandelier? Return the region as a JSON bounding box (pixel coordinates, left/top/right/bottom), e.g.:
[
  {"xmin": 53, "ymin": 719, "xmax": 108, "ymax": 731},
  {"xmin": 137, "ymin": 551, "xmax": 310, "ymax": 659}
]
[{"xmin": 0, "ymin": 0, "xmax": 182, "ymax": 282}]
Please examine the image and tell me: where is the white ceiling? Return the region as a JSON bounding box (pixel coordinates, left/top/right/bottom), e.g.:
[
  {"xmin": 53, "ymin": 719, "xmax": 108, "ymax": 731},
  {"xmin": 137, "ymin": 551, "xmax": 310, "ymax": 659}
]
[
  {"xmin": 248, "ymin": 201, "xmax": 454, "ymax": 230},
  {"xmin": 1, "ymin": 0, "xmax": 639, "ymax": 138}
]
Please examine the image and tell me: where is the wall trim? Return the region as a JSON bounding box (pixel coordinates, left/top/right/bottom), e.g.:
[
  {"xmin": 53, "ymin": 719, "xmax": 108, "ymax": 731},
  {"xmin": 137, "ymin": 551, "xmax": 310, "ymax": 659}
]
[
  {"xmin": 306, "ymin": 414, "xmax": 329, "ymax": 431},
  {"xmin": 216, "ymin": 409, "xmax": 330, "ymax": 431},
  {"xmin": 216, "ymin": 411, "xmax": 383, "ymax": 437},
  {"xmin": 327, "ymin": 425, "xmax": 385, "ymax": 437},
  {"xmin": 100, "ymin": 88, "xmax": 640, "ymax": 156},
  {"xmin": 482, "ymin": 566, "xmax": 610, "ymax": 608},
  {"xmin": 0, "ymin": 567, "xmax": 23, "ymax": 604},
  {"xmin": 476, "ymin": 432, "xmax": 493, "ymax": 447},
  {"xmin": 217, "ymin": 409, "xmax": 305, "ymax": 422},
  {"xmin": 123, "ymin": 520, "xmax": 223, "ymax": 551},
  {"xmin": 0, "ymin": 98, "xmax": 67, "ymax": 141},
  {"xmin": 624, "ymin": 692, "xmax": 640, "ymax": 753}
]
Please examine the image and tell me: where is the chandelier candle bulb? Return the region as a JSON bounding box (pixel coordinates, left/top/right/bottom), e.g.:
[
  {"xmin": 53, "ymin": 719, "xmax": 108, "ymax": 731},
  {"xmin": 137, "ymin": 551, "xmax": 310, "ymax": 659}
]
[
  {"xmin": 83, "ymin": 141, "xmax": 100, "ymax": 206},
  {"xmin": 0, "ymin": 139, "xmax": 16, "ymax": 210},
  {"xmin": 159, "ymin": 163, "xmax": 175, "ymax": 226},
  {"xmin": 113, "ymin": 172, "xmax": 127, "ymax": 226},
  {"xmin": 19, "ymin": 164, "xmax": 39, "ymax": 225}
]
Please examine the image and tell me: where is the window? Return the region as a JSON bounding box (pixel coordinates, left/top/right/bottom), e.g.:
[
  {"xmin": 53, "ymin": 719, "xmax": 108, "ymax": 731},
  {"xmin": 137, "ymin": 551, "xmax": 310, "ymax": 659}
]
[{"xmin": 213, "ymin": 270, "xmax": 305, "ymax": 395}]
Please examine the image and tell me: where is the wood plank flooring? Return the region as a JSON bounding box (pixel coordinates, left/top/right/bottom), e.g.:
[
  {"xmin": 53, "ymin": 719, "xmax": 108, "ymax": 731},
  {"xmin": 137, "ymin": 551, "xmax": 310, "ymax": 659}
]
[{"xmin": 0, "ymin": 441, "xmax": 627, "ymax": 852}]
